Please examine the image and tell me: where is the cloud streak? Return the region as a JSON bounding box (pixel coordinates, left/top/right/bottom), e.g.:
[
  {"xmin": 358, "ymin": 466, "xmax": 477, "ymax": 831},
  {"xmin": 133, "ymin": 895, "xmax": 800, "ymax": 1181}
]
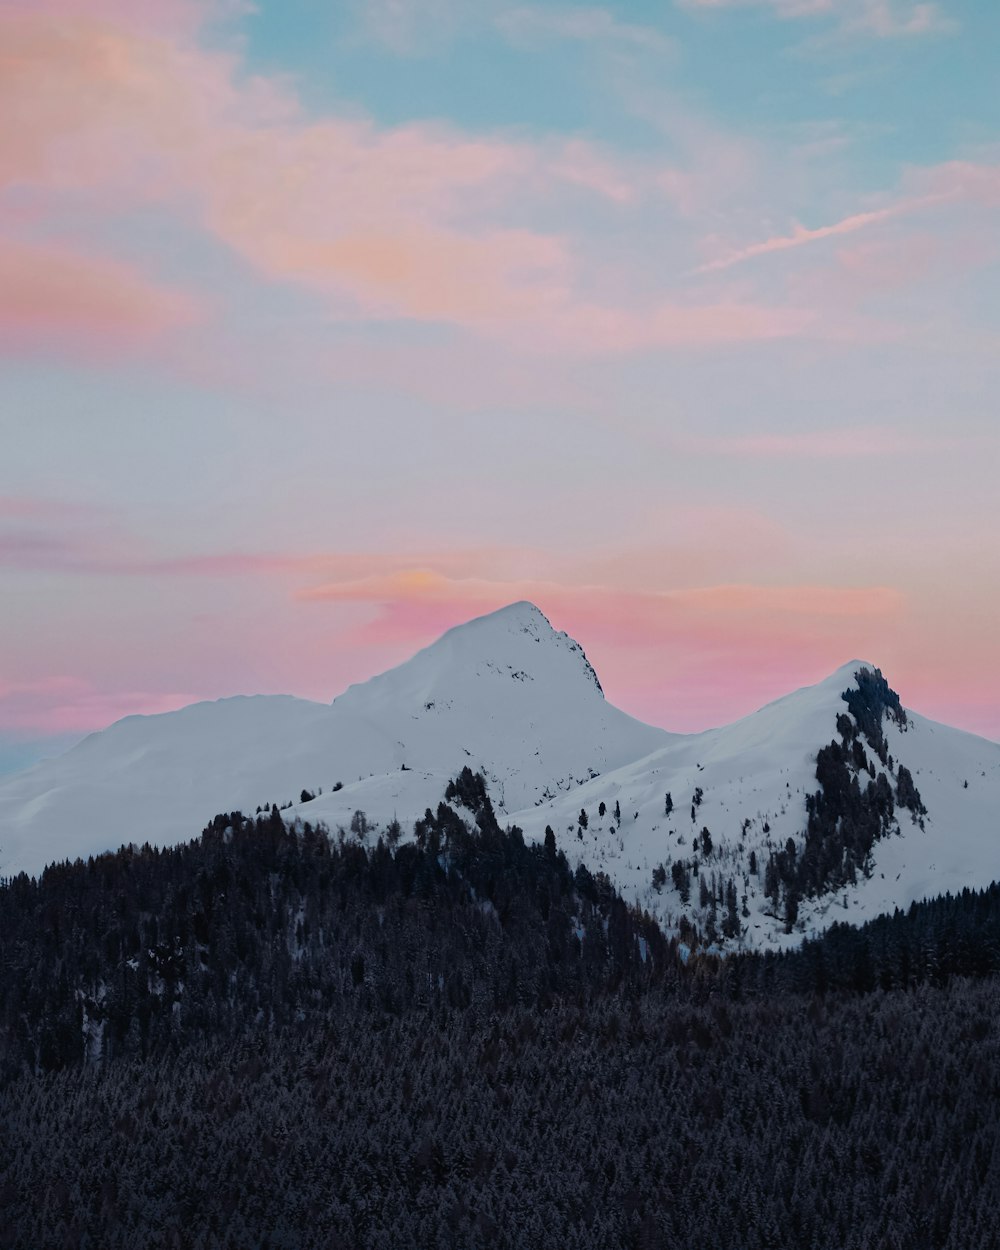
[
  {"xmin": 293, "ymin": 570, "xmax": 907, "ymax": 728},
  {"xmin": 679, "ymin": 0, "xmax": 954, "ymax": 38},
  {"xmin": 674, "ymin": 427, "xmax": 987, "ymax": 458},
  {"xmin": 496, "ymin": 6, "xmax": 675, "ymax": 54},
  {"xmin": 696, "ymin": 193, "xmax": 953, "ymax": 273}
]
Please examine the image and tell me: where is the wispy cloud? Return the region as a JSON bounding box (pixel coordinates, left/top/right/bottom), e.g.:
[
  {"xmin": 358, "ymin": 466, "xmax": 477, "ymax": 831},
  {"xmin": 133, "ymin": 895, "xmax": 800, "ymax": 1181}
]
[
  {"xmin": 0, "ymin": 9, "xmax": 812, "ymax": 355},
  {"xmin": 696, "ymin": 193, "xmax": 952, "ymax": 273},
  {"xmin": 0, "ymin": 239, "xmax": 201, "ymax": 358},
  {"xmin": 296, "ymin": 567, "xmax": 902, "ymax": 622},
  {"xmin": 679, "ymin": 0, "xmax": 955, "ymax": 38},
  {"xmin": 354, "ymin": 1, "xmax": 674, "ymax": 57},
  {"xmin": 846, "ymin": 0, "xmax": 954, "ymax": 37},
  {"xmin": 293, "ymin": 569, "xmax": 906, "ymax": 729},
  {"xmin": 496, "ymin": 6, "xmax": 674, "ymax": 54},
  {"xmin": 674, "ymin": 427, "xmax": 987, "ymax": 458},
  {"xmin": 351, "ymin": 0, "xmax": 475, "ymax": 56}
]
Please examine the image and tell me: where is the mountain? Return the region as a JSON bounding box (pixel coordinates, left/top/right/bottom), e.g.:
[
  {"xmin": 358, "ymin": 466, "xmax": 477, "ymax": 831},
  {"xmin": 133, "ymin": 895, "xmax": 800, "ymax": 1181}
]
[
  {"xmin": 2, "ymin": 601, "xmax": 998, "ymax": 952},
  {"xmin": 508, "ymin": 660, "xmax": 1000, "ymax": 948},
  {"xmin": 0, "ymin": 602, "xmax": 669, "ymax": 878},
  {"xmin": 7, "ymin": 783, "xmax": 1000, "ymax": 1248}
]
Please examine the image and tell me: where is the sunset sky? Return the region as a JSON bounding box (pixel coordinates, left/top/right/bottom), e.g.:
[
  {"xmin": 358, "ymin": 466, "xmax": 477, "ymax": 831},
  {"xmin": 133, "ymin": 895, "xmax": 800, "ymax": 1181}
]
[{"xmin": 2, "ymin": 0, "xmax": 998, "ymax": 767}]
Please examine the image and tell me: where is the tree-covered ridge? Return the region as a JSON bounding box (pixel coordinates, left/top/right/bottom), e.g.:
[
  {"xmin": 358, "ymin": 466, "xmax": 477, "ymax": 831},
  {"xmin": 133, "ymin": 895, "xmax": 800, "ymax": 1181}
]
[
  {"xmin": 5, "ymin": 771, "xmax": 1000, "ymax": 1246},
  {"xmin": 0, "ymin": 777, "xmax": 671, "ymax": 1083},
  {"xmin": 753, "ymin": 880, "xmax": 1000, "ymax": 995},
  {"xmin": 2, "ymin": 765, "xmax": 998, "ymax": 1090},
  {"xmin": 758, "ymin": 668, "xmax": 926, "ymax": 930},
  {"xmin": 842, "ymin": 665, "xmax": 907, "ymax": 760}
]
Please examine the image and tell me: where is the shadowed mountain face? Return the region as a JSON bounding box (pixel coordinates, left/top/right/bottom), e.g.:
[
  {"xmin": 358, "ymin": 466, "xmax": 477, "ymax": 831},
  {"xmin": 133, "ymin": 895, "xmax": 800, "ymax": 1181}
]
[{"xmin": 1, "ymin": 604, "xmax": 998, "ymax": 952}]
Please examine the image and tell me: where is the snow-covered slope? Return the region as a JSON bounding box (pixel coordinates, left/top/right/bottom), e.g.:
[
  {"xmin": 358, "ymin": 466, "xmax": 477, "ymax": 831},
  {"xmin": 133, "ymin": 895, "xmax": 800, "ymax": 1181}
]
[
  {"xmin": 0, "ymin": 602, "xmax": 669, "ymax": 877},
  {"xmin": 3, "ymin": 604, "xmax": 997, "ymax": 954},
  {"xmin": 507, "ymin": 662, "xmax": 1000, "ymax": 949}
]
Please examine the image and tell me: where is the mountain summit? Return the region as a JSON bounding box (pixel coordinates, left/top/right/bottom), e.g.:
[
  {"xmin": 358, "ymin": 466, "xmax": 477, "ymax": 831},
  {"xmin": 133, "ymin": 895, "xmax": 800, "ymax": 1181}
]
[
  {"xmin": 509, "ymin": 661, "xmax": 1000, "ymax": 947},
  {"xmin": 0, "ymin": 603, "xmax": 667, "ymax": 877},
  {"xmin": 333, "ymin": 601, "xmax": 606, "ymax": 715},
  {"xmin": 2, "ymin": 611, "xmax": 998, "ymax": 954}
]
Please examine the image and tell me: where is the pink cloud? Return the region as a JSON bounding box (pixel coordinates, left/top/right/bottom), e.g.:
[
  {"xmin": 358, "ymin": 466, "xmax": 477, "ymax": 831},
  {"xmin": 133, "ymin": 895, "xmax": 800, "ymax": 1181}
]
[
  {"xmin": 0, "ymin": 9, "xmax": 811, "ymax": 354},
  {"xmin": 1, "ymin": 0, "xmax": 254, "ymax": 41},
  {"xmin": 919, "ymin": 161, "xmax": 1000, "ymax": 208},
  {"xmin": 291, "ymin": 569, "xmax": 909, "ymax": 729},
  {"xmin": 0, "ymin": 519, "xmax": 545, "ymax": 584},
  {"xmin": 549, "ymin": 140, "xmax": 638, "ymax": 204},
  {"xmin": 0, "ymin": 238, "xmax": 200, "ymax": 357},
  {"xmin": 524, "ymin": 298, "xmax": 813, "ymax": 352},
  {"xmin": 294, "ymin": 568, "xmax": 901, "ymax": 646},
  {"xmin": 0, "ymin": 675, "xmax": 203, "ymax": 734},
  {"xmin": 3, "ymin": 535, "xmax": 995, "ymax": 738}
]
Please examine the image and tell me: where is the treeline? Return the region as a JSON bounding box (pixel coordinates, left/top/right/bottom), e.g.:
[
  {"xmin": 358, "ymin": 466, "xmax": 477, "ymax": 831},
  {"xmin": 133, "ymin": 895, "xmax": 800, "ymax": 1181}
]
[
  {"xmin": 0, "ymin": 771, "xmax": 670, "ymax": 1083},
  {"xmin": 4, "ymin": 770, "xmax": 1000, "ymax": 1247},
  {"xmin": 755, "ymin": 882, "xmax": 1000, "ymax": 995},
  {"xmin": 3, "ymin": 768, "xmax": 1000, "ymax": 1086}
]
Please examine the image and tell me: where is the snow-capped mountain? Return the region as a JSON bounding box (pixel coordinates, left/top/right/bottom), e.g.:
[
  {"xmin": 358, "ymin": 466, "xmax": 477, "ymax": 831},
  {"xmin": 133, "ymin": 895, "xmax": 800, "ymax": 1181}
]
[
  {"xmin": 0, "ymin": 602, "xmax": 669, "ymax": 878},
  {"xmin": 2, "ymin": 600, "xmax": 998, "ymax": 953},
  {"xmin": 507, "ymin": 661, "xmax": 1000, "ymax": 948}
]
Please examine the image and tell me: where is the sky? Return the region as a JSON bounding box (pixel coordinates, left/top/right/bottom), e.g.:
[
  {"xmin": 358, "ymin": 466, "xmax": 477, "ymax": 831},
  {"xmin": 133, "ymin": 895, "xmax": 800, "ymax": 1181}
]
[{"xmin": 1, "ymin": 0, "xmax": 998, "ymax": 768}]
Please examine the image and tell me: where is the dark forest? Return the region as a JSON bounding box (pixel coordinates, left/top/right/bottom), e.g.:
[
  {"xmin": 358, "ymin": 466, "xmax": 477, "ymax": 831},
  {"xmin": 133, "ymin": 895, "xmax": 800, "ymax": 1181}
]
[{"xmin": 3, "ymin": 771, "xmax": 1000, "ymax": 1248}]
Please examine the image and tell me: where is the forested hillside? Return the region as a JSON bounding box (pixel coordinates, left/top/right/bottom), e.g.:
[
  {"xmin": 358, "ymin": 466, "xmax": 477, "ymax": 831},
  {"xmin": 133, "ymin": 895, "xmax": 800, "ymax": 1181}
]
[
  {"xmin": 0, "ymin": 770, "xmax": 670, "ymax": 1081},
  {"xmin": 3, "ymin": 772, "xmax": 1000, "ymax": 1248}
]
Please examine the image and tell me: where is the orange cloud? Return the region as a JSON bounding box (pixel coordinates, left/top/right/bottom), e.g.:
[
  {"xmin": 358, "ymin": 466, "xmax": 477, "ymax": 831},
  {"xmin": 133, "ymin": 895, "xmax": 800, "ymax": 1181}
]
[
  {"xmin": 0, "ymin": 239, "xmax": 200, "ymax": 356},
  {"xmin": 296, "ymin": 568, "xmax": 901, "ymax": 635}
]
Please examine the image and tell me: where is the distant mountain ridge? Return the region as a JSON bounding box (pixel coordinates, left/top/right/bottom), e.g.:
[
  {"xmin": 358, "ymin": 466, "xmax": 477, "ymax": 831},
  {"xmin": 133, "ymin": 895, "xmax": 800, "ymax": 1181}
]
[
  {"xmin": 0, "ymin": 602, "xmax": 668, "ymax": 878},
  {"xmin": 2, "ymin": 601, "xmax": 998, "ymax": 951}
]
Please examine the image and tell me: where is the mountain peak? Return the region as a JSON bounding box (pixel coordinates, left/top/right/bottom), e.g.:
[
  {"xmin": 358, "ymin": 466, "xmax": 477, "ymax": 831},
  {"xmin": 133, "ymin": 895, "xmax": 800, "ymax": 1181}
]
[
  {"xmin": 334, "ymin": 601, "xmax": 605, "ymax": 709},
  {"xmin": 826, "ymin": 659, "xmax": 882, "ymax": 686},
  {"xmin": 434, "ymin": 599, "xmax": 554, "ymax": 644},
  {"xmin": 474, "ymin": 599, "xmax": 548, "ymax": 623}
]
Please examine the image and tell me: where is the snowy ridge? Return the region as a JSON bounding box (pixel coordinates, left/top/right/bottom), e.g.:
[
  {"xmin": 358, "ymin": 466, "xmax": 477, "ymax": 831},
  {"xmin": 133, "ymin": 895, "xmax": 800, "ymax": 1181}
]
[
  {"xmin": 1, "ymin": 604, "xmax": 998, "ymax": 953},
  {"xmin": 0, "ymin": 602, "xmax": 667, "ymax": 878},
  {"xmin": 507, "ymin": 663, "xmax": 1000, "ymax": 949}
]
